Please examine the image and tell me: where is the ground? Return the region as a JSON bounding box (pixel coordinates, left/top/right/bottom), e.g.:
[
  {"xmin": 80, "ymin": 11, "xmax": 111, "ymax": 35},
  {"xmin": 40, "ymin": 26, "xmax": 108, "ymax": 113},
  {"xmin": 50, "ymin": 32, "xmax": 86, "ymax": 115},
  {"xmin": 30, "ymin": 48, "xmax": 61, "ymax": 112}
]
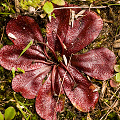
[{"xmin": 0, "ymin": 0, "xmax": 120, "ymax": 120}]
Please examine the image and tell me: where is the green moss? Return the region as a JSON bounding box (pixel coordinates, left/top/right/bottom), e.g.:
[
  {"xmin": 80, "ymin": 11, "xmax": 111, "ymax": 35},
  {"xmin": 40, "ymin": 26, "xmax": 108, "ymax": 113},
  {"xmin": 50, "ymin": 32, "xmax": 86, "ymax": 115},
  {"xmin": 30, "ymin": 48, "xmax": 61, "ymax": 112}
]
[
  {"xmin": 20, "ymin": 0, "xmax": 41, "ymax": 10},
  {"xmin": 107, "ymin": 112, "xmax": 119, "ymax": 120}
]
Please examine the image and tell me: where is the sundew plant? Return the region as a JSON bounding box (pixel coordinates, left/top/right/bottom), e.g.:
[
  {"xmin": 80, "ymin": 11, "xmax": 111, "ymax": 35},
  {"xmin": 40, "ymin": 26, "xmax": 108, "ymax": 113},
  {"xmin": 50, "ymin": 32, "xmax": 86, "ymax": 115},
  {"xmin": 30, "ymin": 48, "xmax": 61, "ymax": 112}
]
[{"xmin": 0, "ymin": 2, "xmax": 116, "ymax": 120}]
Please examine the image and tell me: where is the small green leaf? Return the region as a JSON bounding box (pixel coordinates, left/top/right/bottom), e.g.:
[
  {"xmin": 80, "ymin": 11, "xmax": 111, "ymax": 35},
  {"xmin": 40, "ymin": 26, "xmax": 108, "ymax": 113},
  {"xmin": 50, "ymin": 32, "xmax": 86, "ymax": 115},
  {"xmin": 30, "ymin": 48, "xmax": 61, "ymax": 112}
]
[
  {"xmin": 115, "ymin": 73, "xmax": 120, "ymax": 83},
  {"xmin": 2, "ymin": 3, "xmax": 9, "ymax": 10},
  {"xmin": 97, "ymin": 9, "xmax": 100, "ymax": 14},
  {"xmin": 0, "ymin": 111, "xmax": 4, "ymax": 120},
  {"xmin": 52, "ymin": 0, "xmax": 65, "ymax": 6},
  {"xmin": 114, "ymin": 65, "xmax": 120, "ymax": 72},
  {"xmin": 17, "ymin": 67, "xmax": 25, "ymax": 73},
  {"xmin": 18, "ymin": 40, "xmax": 33, "ymax": 58},
  {"xmin": 5, "ymin": 107, "xmax": 16, "ymax": 120},
  {"xmin": 58, "ymin": 56, "xmax": 63, "ymax": 62},
  {"xmin": 51, "ymin": 13, "xmax": 56, "ymax": 19},
  {"xmin": 12, "ymin": 67, "xmax": 15, "ymax": 78},
  {"xmin": 43, "ymin": 1, "xmax": 53, "ymax": 14}
]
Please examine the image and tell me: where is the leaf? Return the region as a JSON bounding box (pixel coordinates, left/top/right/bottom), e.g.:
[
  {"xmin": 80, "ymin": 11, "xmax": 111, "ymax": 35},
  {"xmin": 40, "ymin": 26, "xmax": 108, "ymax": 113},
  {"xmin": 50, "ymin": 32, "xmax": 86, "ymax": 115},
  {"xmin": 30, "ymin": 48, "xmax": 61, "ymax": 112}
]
[
  {"xmin": 58, "ymin": 66, "xmax": 99, "ymax": 112},
  {"xmin": 36, "ymin": 73, "xmax": 57, "ymax": 120},
  {"xmin": 47, "ymin": 6, "xmax": 103, "ymax": 56},
  {"xmin": 18, "ymin": 40, "xmax": 33, "ymax": 58},
  {"xmin": 12, "ymin": 65, "xmax": 51, "ymax": 99},
  {"xmin": 43, "ymin": 1, "xmax": 54, "ymax": 14},
  {"xmin": 36, "ymin": 73, "xmax": 65, "ymax": 120},
  {"xmin": 71, "ymin": 48, "xmax": 116, "ymax": 80},
  {"xmin": 6, "ymin": 15, "xmax": 43, "ymax": 47},
  {"xmin": 2, "ymin": 3, "xmax": 9, "ymax": 10},
  {"xmin": 17, "ymin": 67, "xmax": 25, "ymax": 73},
  {"xmin": 115, "ymin": 73, "xmax": 120, "ymax": 83},
  {"xmin": 97, "ymin": 9, "xmax": 100, "ymax": 14},
  {"xmin": 5, "ymin": 107, "xmax": 16, "ymax": 120},
  {"xmin": 52, "ymin": 0, "xmax": 65, "ymax": 6},
  {"xmin": 46, "ymin": 7, "xmax": 70, "ymax": 51},
  {"xmin": 114, "ymin": 65, "xmax": 120, "ymax": 72},
  {"xmin": 0, "ymin": 111, "xmax": 4, "ymax": 120},
  {"xmin": 51, "ymin": 13, "xmax": 56, "ymax": 19},
  {"xmin": 0, "ymin": 45, "xmax": 46, "ymax": 71},
  {"xmin": 110, "ymin": 80, "xmax": 119, "ymax": 88},
  {"xmin": 12, "ymin": 67, "xmax": 15, "ymax": 78},
  {"xmin": 64, "ymin": 10, "xmax": 103, "ymax": 56}
]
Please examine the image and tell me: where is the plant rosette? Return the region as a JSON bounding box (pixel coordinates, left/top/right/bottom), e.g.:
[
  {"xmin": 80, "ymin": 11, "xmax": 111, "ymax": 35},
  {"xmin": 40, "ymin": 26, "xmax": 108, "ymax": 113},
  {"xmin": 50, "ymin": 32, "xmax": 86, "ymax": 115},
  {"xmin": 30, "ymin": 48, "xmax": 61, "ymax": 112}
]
[{"xmin": 0, "ymin": 3, "xmax": 116, "ymax": 120}]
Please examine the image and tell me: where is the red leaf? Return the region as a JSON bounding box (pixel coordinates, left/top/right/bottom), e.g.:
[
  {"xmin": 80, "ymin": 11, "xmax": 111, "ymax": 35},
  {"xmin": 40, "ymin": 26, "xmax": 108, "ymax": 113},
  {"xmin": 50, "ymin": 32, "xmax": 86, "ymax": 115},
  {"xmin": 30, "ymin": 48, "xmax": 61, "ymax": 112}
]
[
  {"xmin": 52, "ymin": 67, "xmax": 65, "ymax": 112},
  {"xmin": 110, "ymin": 80, "xmax": 120, "ymax": 88},
  {"xmin": 6, "ymin": 15, "xmax": 43, "ymax": 46},
  {"xmin": 0, "ymin": 45, "xmax": 47, "ymax": 71},
  {"xmin": 51, "ymin": 65, "xmax": 64, "ymax": 96},
  {"xmin": 58, "ymin": 66, "xmax": 99, "ymax": 112},
  {"xmin": 12, "ymin": 65, "xmax": 51, "ymax": 99},
  {"xmin": 46, "ymin": 6, "xmax": 70, "ymax": 51},
  {"xmin": 46, "ymin": 3, "xmax": 81, "ymax": 50},
  {"xmin": 64, "ymin": 10, "xmax": 103, "ymax": 56},
  {"xmin": 71, "ymin": 47, "xmax": 116, "ymax": 80},
  {"xmin": 46, "ymin": 3, "xmax": 81, "ymax": 52},
  {"xmin": 47, "ymin": 4, "xmax": 103, "ymax": 56},
  {"xmin": 36, "ymin": 73, "xmax": 65, "ymax": 120}
]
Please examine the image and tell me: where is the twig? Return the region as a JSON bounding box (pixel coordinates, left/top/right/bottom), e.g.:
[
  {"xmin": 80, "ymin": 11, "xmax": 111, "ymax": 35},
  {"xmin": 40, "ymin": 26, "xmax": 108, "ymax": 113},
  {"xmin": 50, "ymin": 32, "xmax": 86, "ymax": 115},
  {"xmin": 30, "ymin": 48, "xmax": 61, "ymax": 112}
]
[
  {"xmin": 54, "ymin": 6, "xmax": 107, "ymax": 10},
  {"xmin": 0, "ymin": 26, "xmax": 5, "ymax": 44},
  {"xmin": 110, "ymin": 86, "xmax": 120, "ymax": 100},
  {"xmin": 104, "ymin": 109, "xmax": 113, "ymax": 120},
  {"xmin": 100, "ymin": 81, "xmax": 107, "ymax": 99},
  {"xmin": 100, "ymin": 99, "xmax": 119, "ymax": 120}
]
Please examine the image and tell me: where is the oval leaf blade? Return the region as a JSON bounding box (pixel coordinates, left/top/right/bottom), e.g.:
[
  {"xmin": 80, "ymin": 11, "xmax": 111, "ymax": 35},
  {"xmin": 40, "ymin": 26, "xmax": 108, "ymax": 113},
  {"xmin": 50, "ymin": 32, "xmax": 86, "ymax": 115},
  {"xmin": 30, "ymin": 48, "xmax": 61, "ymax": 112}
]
[
  {"xmin": 58, "ymin": 66, "xmax": 99, "ymax": 112},
  {"xmin": 43, "ymin": 1, "xmax": 54, "ymax": 14},
  {"xmin": 115, "ymin": 73, "xmax": 120, "ymax": 83},
  {"xmin": 71, "ymin": 48, "xmax": 116, "ymax": 80},
  {"xmin": 5, "ymin": 107, "xmax": 16, "ymax": 120},
  {"xmin": 6, "ymin": 15, "xmax": 43, "ymax": 47},
  {"xmin": 52, "ymin": 0, "xmax": 65, "ymax": 6},
  {"xmin": 114, "ymin": 65, "xmax": 120, "ymax": 72},
  {"xmin": 0, "ymin": 112, "xmax": 4, "ymax": 120},
  {"xmin": 12, "ymin": 67, "xmax": 15, "ymax": 78}
]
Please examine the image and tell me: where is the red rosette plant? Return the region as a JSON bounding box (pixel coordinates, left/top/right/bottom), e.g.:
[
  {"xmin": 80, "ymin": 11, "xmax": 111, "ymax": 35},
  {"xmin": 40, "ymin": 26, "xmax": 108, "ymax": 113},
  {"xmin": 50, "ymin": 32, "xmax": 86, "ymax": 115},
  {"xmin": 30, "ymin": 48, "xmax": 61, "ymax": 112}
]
[{"xmin": 0, "ymin": 3, "xmax": 116, "ymax": 120}]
